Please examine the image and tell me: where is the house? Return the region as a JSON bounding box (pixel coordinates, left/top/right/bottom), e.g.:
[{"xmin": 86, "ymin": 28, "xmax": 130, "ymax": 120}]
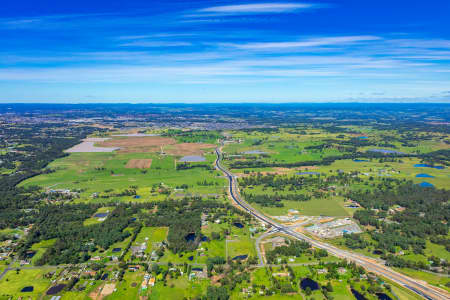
[
  {"xmin": 90, "ymin": 256, "xmax": 101, "ymax": 261},
  {"xmin": 149, "ymin": 277, "xmax": 155, "ymax": 287},
  {"xmin": 268, "ymin": 236, "xmax": 287, "ymax": 248},
  {"xmin": 337, "ymin": 267, "xmax": 347, "ymax": 275},
  {"xmin": 318, "ymin": 268, "xmax": 328, "ymax": 274}
]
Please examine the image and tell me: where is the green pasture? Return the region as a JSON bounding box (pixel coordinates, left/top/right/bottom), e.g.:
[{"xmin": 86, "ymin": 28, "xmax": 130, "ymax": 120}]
[
  {"xmin": 20, "ymin": 152, "xmax": 226, "ymax": 203},
  {"xmin": 0, "ymin": 268, "xmax": 54, "ymax": 299}
]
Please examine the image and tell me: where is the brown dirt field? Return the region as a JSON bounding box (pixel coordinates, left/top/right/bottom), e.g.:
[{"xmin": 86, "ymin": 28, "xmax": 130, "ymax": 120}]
[
  {"xmin": 98, "ymin": 136, "xmax": 176, "ymax": 153},
  {"xmin": 165, "ymin": 143, "xmax": 216, "ymax": 156},
  {"xmin": 125, "ymin": 159, "xmax": 152, "ymax": 169},
  {"xmin": 98, "ymin": 137, "xmax": 215, "ymax": 155}
]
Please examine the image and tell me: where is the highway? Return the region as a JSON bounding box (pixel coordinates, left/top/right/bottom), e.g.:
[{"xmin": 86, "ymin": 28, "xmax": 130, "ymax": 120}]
[{"xmin": 215, "ymin": 146, "xmax": 450, "ymax": 300}]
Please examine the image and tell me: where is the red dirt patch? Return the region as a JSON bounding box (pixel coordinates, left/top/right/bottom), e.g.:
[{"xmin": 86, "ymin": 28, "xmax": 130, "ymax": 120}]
[
  {"xmin": 125, "ymin": 159, "xmax": 152, "ymax": 169},
  {"xmin": 166, "ymin": 143, "xmax": 216, "ymax": 156},
  {"xmin": 98, "ymin": 136, "xmax": 176, "ymax": 153}
]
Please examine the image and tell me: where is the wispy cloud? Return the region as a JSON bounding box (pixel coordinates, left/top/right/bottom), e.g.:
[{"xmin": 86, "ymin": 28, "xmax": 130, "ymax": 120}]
[
  {"xmin": 225, "ymin": 35, "xmax": 381, "ymax": 49},
  {"xmin": 119, "ymin": 41, "xmax": 192, "ymax": 47},
  {"xmin": 185, "ymin": 2, "xmax": 318, "ymax": 18}
]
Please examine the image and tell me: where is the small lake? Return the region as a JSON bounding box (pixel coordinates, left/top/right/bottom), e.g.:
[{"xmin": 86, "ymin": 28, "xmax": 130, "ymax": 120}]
[
  {"xmin": 201, "ymin": 236, "xmax": 208, "ymax": 241},
  {"xmin": 47, "ymin": 284, "xmax": 66, "ymax": 295},
  {"xmin": 192, "ymin": 268, "xmax": 203, "ymax": 271},
  {"xmin": 112, "ymin": 248, "xmax": 121, "ymax": 252},
  {"xmin": 373, "ymin": 250, "xmax": 383, "ymax": 255},
  {"xmin": 243, "ymin": 150, "xmax": 267, "ymax": 155},
  {"xmin": 233, "ymin": 222, "xmax": 244, "ymax": 228},
  {"xmin": 94, "ymin": 213, "xmax": 108, "ymax": 218},
  {"xmin": 368, "ymin": 149, "xmax": 404, "ymax": 155},
  {"xmin": 179, "ymin": 155, "xmax": 206, "ymax": 162},
  {"xmin": 21, "ymin": 286, "xmax": 34, "ymax": 292},
  {"xmin": 359, "ymin": 136, "xmax": 368, "ymax": 139},
  {"xmin": 26, "ymin": 251, "xmax": 36, "ymax": 258},
  {"xmin": 300, "ymin": 278, "xmax": 319, "ymax": 291},
  {"xmin": 188, "ymin": 256, "xmax": 194, "ymax": 261},
  {"xmin": 232, "ymin": 254, "xmax": 248, "ymax": 261},
  {"xmin": 101, "ymin": 273, "xmax": 108, "ymax": 280},
  {"xmin": 296, "ymin": 171, "xmax": 320, "ymax": 175},
  {"xmin": 353, "ymin": 159, "xmax": 368, "ymax": 162},
  {"xmin": 414, "ymin": 164, "xmax": 444, "ymax": 169},
  {"xmin": 419, "ymin": 182, "xmax": 434, "ymax": 188},
  {"xmin": 351, "ymin": 288, "xmax": 368, "ymax": 300},
  {"xmin": 376, "ymin": 293, "xmax": 393, "ymax": 300},
  {"xmin": 185, "ymin": 233, "xmax": 196, "ymax": 242},
  {"xmin": 416, "ymin": 173, "xmax": 434, "ymax": 178}
]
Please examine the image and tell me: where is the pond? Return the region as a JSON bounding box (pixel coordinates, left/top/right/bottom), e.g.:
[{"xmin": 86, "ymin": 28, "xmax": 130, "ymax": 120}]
[
  {"xmin": 112, "ymin": 248, "xmax": 122, "ymax": 252},
  {"xmin": 188, "ymin": 256, "xmax": 194, "ymax": 261},
  {"xmin": 351, "ymin": 288, "xmax": 368, "ymax": 300},
  {"xmin": 26, "ymin": 251, "xmax": 36, "ymax": 258},
  {"xmin": 21, "ymin": 286, "xmax": 34, "ymax": 292},
  {"xmin": 101, "ymin": 273, "xmax": 109, "ymax": 280},
  {"xmin": 192, "ymin": 268, "xmax": 203, "ymax": 271},
  {"xmin": 201, "ymin": 236, "xmax": 208, "ymax": 241},
  {"xmin": 419, "ymin": 182, "xmax": 434, "ymax": 188},
  {"xmin": 416, "ymin": 173, "xmax": 434, "ymax": 178},
  {"xmin": 233, "ymin": 222, "xmax": 244, "ymax": 228},
  {"xmin": 232, "ymin": 254, "xmax": 248, "ymax": 261},
  {"xmin": 353, "ymin": 159, "xmax": 368, "ymax": 162},
  {"xmin": 296, "ymin": 172, "xmax": 320, "ymax": 175},
  {"xmin": 414, "ymin": 164, "xmax": 444, "ymax": 169},
  {"xmin": 179, "ymin": 155, "xmax": 206, "ymax": 162},
  {"xmin": 94, "ymin": 213, "xmax": 108, "ymax": 218},
  {"xmin": 47, "ymin": 284, "xmax": 66, "ymax": 295},
  {"xmin": 373, "ymin": 250, "xmax": 383, "ymax": 255},
  {"xmin": 359, "ymin": 136, "xmax": 368, "ymax": 139},
  {"xmin": 185, "ymin": 233, "xmax": 196, "ymax": 242},
  {"xmin": 376, "ymin": 293, "xmax": 393, "ymax": 300},
  {"xmin": 243, "ymin": 150, "xmax": 267, "ymax": 155},
  {"xmin": 300, "ymin": 278, "xmax": 319, "ymax": 291}
]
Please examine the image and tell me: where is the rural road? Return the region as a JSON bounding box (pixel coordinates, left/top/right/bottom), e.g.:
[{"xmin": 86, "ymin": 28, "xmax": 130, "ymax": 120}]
[{"xmin": 215, "ymin": 145, "xmax": 450, "ymax": 300}]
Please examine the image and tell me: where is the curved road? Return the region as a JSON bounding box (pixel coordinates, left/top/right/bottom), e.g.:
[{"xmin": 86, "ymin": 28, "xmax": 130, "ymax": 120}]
[{"xmin": 215, "ymin": 146, "xmax": 450, "ymax": 300}]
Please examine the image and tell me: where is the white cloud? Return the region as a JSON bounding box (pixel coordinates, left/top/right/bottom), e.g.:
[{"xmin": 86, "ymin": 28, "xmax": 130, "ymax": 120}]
[
  {"xmin": 226, "ymin": 35, "xmax": 381, "ymax": 49},
  {"xmin": 186, "ymin": 2, "xmax": 317, "ymax": 17},
  {"xmin": 120, "ymin": 41, "xmax": 192, "ymax": 47}
]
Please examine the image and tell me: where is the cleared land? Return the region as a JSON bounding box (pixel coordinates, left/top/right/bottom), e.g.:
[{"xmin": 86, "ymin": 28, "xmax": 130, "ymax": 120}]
[
  {"xmin": 125, "ymin": 159, "xmax": 152, "ymax": 169},
  {"xmin": 98, "ymin": 136, "xmax": 176, "ymax": 153},
  {"xmin": 65, "ymin": 138, "xmax": 119, "ymax": 153}
]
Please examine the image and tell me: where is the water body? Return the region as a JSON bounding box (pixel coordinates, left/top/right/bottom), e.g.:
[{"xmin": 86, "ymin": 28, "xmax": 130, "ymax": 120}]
[
  {"xmin": 353, "ymin": 159, "xmax": 368, "ymax": 162},
  {"xmin": 368, "ymin": 149, "xmax": 404, "ymax": 155},
  {"xmin": 47, "ymin": 284, "xmax": 66, "ymax": 295},
  {"xmin": 94, "ymin": 213, "xmax": 108, "ymax": 218},
  {"xmin": 21, "ymin": 286, "xmax": 34, "ymax": 292},
  {"xmin": 351, "ymin": 288, "xmax": 368, "ymax": 300},
  {"xmin": 112, "ymin": 248, "xmax": 121, "ymax": 252},
  {"xmin": 201, "ymin": 236, "xmax": 208, "ymax": 242},
  {"xmin": 419, "ymin": 182, "xmax": 434, "ymax": 188},
  {"xmin": 296, "ymin": 171, "xmax": 320, "ymax": 175},
  {"xmin": 233, "ymin": 222, "xmax": 244, "ymax": 228},
  {"xmin": 232, "ymin": 254, "xmax": 248, "ymax": 261},
  {"xmin": 242, "ymin": 150, "xmax": 267, "ymax": 155},
  {"xmin": 185, "ymin": 233, "xmax": 196, "ymax": 242},
  {"xmin": 26, "ymin": 251, "xmax": 36, "ymax": 258},
  {"xmin": 101, "ymin": 273, "xmax": 108, "ymax": 280},
  {"xmin": 188, "ymin": 256, "xmax": 194, "ymax": 261},
  {"xmin": 179, "ymin": 155, "xmax": 206, "ymax": 162},
  {"xmin": 416, "ymin": 173, "xmax": 434, "ymax": 178},
  {"xmin": 376, "ymin": 293, "xmax": 393, "ymax": 300},
  {"xmin": 300, "ymin": 278, "xmax": 319, "ymax": 291},
  {"xmin": 192, "ymin": 268, "xmax": 203, "ymax": 271},
  {"xmin": 359, "ymin": 136, "xmax": 369, "ymax": 139},
  {"xmin": 373, "ymin": 250, "xmax": 383, "ymax": 255},
  {"xmin": 414, "ymin": 164, "xmax": 445, "ymax": 169}
]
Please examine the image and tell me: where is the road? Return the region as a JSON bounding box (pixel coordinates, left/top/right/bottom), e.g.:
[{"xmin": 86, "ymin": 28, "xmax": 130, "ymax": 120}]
[{"xmin": 215, "ymin": 146, "xmax": 450, "ymax": 300}]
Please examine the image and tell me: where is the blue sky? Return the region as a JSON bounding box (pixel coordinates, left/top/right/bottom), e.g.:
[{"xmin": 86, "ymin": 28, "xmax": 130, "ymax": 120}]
[{"xmin": 1, "ymin": 0, "xmax": 450, "ymax": 103}]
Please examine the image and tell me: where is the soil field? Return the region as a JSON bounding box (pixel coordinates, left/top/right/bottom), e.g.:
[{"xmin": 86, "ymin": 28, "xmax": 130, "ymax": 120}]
[
  {"xmin": 98, "ymin": 136, "xmax": 176, "ymax": 153},
  {"xmin": 65, "ymin": 138, "xmax": 119, "ymax": 153},
  {"xmin": 125, "ymin": 159, "xmax": 152, "ymax": 169},
  {"xmin": 99, "ymin": 136, "xmax": 215, "ymax": 155},
  {"xmin": 166, "ymin": 142, "xmax": 216, "ymax": 155}
]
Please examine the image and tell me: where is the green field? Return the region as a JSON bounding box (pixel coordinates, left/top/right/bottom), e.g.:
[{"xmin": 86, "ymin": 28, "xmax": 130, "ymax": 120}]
[
  {"xmin": 0, "ymin": 268, "xmax": 54, "ymax": 299},
  {"xmin": 21, "ymin": 151, "xmax": 226, "ymax": 203}
]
